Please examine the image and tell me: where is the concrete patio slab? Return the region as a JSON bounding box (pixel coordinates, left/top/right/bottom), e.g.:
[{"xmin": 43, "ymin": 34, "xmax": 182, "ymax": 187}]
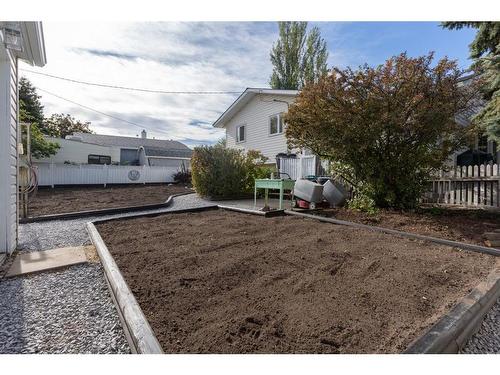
[
  {"xmin": 6, "ymin": 246, "xmax": 90, "ymax": 278},
  {"xmin": 210, "ymin": 198, "xmax": 292, "ymax": 211}
]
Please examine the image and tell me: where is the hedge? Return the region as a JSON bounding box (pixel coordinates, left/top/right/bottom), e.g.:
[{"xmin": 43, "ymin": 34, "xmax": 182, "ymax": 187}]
[{"xmin": 191, "ymin": 145, "xmax": 272, "ymax": 199}]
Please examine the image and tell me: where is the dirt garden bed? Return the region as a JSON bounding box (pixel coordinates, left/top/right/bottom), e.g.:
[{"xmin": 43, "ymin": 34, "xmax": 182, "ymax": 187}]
[
  {"xmin": 28, "ymin": 184, "xmax": 192, "ymax": 217},
  {"xmin": 310, "ymin": 207, "xmax": 499, "ymax": 247},
  {"xmin": 96, "ymin": 209, "xmax": 494, "ymax": 353}
]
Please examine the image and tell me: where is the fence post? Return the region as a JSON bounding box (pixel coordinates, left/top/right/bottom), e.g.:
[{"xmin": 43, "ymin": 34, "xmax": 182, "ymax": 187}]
[
  {"xmin": 298, "ymin": 157, "xmax": 303, "ymax": 180},
  {"xmin": 103, "ymin": 164, "xmax": 108, "ymax": 188},
  {"xmin": 50, "ymin": 163, "xmax": 55, "ymax": 188}
]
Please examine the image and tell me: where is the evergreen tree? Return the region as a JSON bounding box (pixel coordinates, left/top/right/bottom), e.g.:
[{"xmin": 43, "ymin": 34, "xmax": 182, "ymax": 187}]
[
  {"xmin": 19, "ymin": 77, "xmax": 45, "ymax": 126},
  {"xmin": 269, "ymin": 22, "xmax": 329, "ymax": 90},
  {"xmin": 19, "ymin": 77, "xmax": 59, "ymax": 159},
  {"xmin": 442, "ymin": 22, "xmax": 500, "ymax": 141}
]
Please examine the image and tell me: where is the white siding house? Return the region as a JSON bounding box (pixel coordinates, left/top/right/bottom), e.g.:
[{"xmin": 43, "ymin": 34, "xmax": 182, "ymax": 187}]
[
  {"xmin": 0, "ymin": 22, "xmax": 46, "ymax": 257},
  {"xmin": 213, "ymin": 88, "xmax": 298, "ymax": 164}
]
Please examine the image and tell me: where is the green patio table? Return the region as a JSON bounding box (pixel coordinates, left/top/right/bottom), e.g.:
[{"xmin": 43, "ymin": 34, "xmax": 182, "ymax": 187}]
[{"xmin": 254, "ymin": 178, "xmax": 295, "ymax": 210}]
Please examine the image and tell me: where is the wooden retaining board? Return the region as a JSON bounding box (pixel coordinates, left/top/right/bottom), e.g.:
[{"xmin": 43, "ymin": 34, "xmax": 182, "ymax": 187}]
[{"xmin": 88, "ymin": 203, "xmax": 500, "ymax": 354}]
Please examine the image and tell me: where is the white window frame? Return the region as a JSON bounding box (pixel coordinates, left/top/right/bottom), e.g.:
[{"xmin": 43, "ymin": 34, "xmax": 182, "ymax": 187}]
[
  {"xmin": 269, "ymin": 113, "xmax": 285, "ymax": 136},
  {"xmin": 236, "ymin": 124, "xmax": 246, "ymax": 143}
]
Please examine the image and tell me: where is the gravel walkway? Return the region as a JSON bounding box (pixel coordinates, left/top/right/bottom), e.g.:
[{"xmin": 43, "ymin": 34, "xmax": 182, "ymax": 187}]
[
  {"xmin": 1, "ymin": 193, "xmax": 498, "ymax": 353},
  {"xmin": 0, "ymin": 194, "xmax": 213, "ymax": 354},
  {"xmin": 461, "ymin": 296, "xmax": 500, "ymax": 353}
]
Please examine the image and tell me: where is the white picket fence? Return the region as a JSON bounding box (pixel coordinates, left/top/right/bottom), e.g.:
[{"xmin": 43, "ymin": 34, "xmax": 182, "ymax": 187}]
[
  {"xmin": 423, "ymin": 163, "xmax": 500, "ymax": 208},
  {"xmin": 34, "ymin": 163, "xmax": 179, "ymax": 187},
  {"xmin": 278, "ymin": 155, "xmax": 317, "ymax": 180}
]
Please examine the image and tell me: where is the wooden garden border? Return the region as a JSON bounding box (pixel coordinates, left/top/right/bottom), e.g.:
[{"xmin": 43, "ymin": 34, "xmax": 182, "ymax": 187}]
[
  {"xmin": 405, "ymin": 260, "xmax": 500, "ymax": 353},
  {"xmin": 284, "ymin": 210, "xmax": 500, "ymax": 257},
  {"xmin": 20, "ymin": 191, "xmax": 194, "ymax": 223},
  {"xmin": 87, "ymin": 200, "xmax": 500, "ymax": 354},
  {"xmin": 87, "ymin": 204, "xmax": 277, "ymax": 353}
]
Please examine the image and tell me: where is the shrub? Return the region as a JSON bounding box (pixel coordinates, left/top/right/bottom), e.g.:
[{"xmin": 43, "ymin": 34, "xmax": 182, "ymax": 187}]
[
  {"xmin": 191, "ymin": 145, "xmax": 270, "ymax": 199},
  {"xmin": 173, "ymin": 161, "xmax": 191, "ymax": 184},
  {"xmin": 285, "ymin": 52, "xmax": 479, "ymax": 209},
  {"xmin": 347, "ymin": 194, "xmax": 378, "ymax": 215}
]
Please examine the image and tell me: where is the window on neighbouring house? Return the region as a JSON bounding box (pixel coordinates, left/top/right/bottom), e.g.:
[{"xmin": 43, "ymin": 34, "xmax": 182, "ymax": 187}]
[
  {"xmin": 236, "ymin": 125, "xmax": 245, "ymax": 142},
  {"xmin": 269, "ymin": 113, "xmax": 284, "ymax": 135},
  {"xmin": 88, "ymin": 154, "xmax": 112, "ymax": 165}
]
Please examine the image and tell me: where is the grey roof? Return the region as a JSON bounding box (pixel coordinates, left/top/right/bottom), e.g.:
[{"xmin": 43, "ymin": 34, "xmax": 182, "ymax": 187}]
[
  {"xmin": 67, "ymin": 133, "xmax": 191, "ymax": 151},
  {"xmin": 143, "ymin": 146, "xmax": 192, "ymax": 158}
]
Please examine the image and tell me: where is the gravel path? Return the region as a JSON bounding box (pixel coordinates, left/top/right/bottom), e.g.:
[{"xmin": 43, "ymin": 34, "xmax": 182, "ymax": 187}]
[
  {"xmin": 18, "ymin": 193, "xmax": 214, "ymax": 252},
  {"xmin": 461, "ymin": 296, "xmax": 500, "ymax": 353},
  {"xmin": 0, "ymin": 194, "xmax": 213, "ymax": 354},
  {"xmin": 0, "ymin": 263, "xmax": 129, "ymax": 353},
  {"xmin": 2, "ymin": 193, "xmax": 498, "ymax": 353}
]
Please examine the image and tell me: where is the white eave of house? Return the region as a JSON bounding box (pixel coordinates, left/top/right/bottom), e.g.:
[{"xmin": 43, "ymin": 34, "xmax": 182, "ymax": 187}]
[
  {"xmin": 19, "ymin": 22, "xmax": 47, "ymax": 67},
  {"xmin": 1, "ymin": 22, "xmax": 47, "ymax": 67},
  {"xmin": 212, "ymin": 88, "xmax": 299, "ymax": 128}
]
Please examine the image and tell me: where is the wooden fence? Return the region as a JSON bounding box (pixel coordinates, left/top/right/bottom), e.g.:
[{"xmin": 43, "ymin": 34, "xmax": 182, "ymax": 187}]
[
  {"xmin": 34, "ymin": 163, "xmax": 179, "ymax": 187},
  {"xmin": 422, "ymin": 163, "xmax": 500, "ymax": 208}
]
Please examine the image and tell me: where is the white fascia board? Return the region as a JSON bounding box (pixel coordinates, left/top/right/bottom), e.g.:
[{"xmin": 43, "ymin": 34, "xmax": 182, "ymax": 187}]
[
  {"xmin": 18, "ymin": 22, "xmax": 47, "ymax": 67},
  {"xmin": 212, "ymin": 88, "xmax": 299, "ymax": 128}
]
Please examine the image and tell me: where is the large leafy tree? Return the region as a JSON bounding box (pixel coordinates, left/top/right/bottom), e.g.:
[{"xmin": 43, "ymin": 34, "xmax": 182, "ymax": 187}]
[
  {"xmin": 442, "ymin": 22, "xmax": 500, "ymax": 141},
  {"xmin": 269, "ymin": 22, "xmax": 329, "ymax": 90},
  {"xmin": 20, "ymin": 111, "xmax": 60, "ymax": 159},
  {"xmin": 44, "ymin": 113, "xmax": 93, "ymax": 138},
  {"xmin": 19, "ymin": 77, "xmax": 59, "ymax": 159},
  {"xmin": 285, "ymin": 53, "xmax": 479, "ymax": 208}
]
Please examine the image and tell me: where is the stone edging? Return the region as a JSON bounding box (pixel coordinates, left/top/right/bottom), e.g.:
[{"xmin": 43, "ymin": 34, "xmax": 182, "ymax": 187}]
[
  {"xmin": 404, "ymin": 260, "xmax": 500, "ymax": 353},
  {"xmin": 86, "ymin": 221, "xmax": 163, "ymax": 354},
  {"xmin": 20, "ymin": 191, "xmax": 195, "ymax": 223}
]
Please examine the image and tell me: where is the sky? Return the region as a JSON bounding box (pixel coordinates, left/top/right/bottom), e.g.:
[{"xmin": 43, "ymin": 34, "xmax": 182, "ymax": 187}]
[{"xmin": 21, "ymin": 22, "xmax": 477, "ymax": 148}]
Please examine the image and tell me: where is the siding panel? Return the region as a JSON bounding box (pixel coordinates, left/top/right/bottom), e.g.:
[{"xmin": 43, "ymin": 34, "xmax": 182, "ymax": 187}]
[
  {"xmin": 0, "ymin": 46, "xmax": 18, "ymax": 252},
  {"xmin": 225, "ymin": 94, "xmax": 296, "ymax": 163}
]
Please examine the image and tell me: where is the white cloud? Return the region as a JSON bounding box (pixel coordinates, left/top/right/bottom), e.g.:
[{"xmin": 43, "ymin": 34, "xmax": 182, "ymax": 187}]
[
  {"xmin": 21, "ymin": 22, "xmax": 279, "ymax": 146},
  {"xmin": 22, "ymin": 22, "xmax": 359, "ymax": 147}
]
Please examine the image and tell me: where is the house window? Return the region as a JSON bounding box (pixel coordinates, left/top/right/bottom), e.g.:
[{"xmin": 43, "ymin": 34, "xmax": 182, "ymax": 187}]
[
  {"xmin": 88, "ymin": 154, "xmax": 111, "ymax": 165},
  {"xmin": 236, "ymin": 125, "xmax": 245, "ymax": 143},
  {"xmin": 269, "ymin": 113, "xmax": 285, "ymax": 135}
]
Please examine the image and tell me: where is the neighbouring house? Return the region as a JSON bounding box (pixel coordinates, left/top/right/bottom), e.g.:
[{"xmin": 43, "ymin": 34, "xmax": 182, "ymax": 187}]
[
  {"xmin": 213, "ymin": 88, "xmax": 300, "ymax": 164},
  {"xmin": 451, "ymin": 74, "xmax": 498, "ymax": 166},
  {"xmin": 213, "ymin": 88, "xmax": 326, "ymax": 179},
  {"xmin": 215, "ymin": 84, "xmax": 498, "ymax": 174},
  {"xmin": 0, "ymin": 22, "xmax": 46, "ymax": 256},
  {"xmin": 35, "ymin": 130, "xmax": 193, "ymax": 168}
]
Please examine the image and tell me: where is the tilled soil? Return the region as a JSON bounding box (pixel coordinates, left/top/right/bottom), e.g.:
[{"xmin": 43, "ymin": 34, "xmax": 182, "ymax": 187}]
[
  {"xmin": 28, "ymin": 184, "xmax": 192, "ymax": 217},
  {"xmin": 97, "ymin": 209, "xmax": 494, "ymax": 353},
  {"xmin": 313, "ymin": 208, "xmax": 500, "ymax": 246}
]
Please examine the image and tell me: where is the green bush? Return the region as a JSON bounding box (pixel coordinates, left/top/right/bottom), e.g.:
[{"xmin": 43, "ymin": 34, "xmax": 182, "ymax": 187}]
[
  {"xmin": 347, "ymin": 194, "xmax": 378, "ymax": 215},
  {"xmin": 191, "ymin": 146, "xmax": 271, "ymax": 199},
  {"xmin": 285, "ymin": 53, "xmax": 479, "ymax": 209}
]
